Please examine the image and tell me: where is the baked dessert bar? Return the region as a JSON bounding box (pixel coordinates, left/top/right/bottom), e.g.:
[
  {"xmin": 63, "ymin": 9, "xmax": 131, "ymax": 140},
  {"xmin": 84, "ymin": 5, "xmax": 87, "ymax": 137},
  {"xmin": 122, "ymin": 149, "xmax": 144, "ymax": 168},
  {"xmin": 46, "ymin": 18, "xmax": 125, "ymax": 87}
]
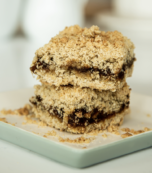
[
  {"xmin": 30, "ymin": 25, "xmax": 135, "ymax": 91},
  {"xmin": 30, "ymin": 83, "xmax": 130, "ymax": 134}
]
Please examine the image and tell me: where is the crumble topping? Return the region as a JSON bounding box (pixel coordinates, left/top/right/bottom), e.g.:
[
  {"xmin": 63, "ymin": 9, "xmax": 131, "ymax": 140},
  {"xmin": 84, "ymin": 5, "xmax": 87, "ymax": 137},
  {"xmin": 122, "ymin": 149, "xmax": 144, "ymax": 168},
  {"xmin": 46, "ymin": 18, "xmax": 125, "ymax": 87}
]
[{"xmin": 32, "ymin": 25, "xmax": 135, "ymax": 71}]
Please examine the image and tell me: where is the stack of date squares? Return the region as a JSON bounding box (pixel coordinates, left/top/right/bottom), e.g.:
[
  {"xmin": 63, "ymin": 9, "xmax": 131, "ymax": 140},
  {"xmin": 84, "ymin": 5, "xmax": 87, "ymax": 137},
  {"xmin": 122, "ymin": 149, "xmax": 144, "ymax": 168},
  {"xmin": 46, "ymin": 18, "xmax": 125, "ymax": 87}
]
[{"xmin": 30, "ymin": 25, "xmax": 135, "ymax": 134}]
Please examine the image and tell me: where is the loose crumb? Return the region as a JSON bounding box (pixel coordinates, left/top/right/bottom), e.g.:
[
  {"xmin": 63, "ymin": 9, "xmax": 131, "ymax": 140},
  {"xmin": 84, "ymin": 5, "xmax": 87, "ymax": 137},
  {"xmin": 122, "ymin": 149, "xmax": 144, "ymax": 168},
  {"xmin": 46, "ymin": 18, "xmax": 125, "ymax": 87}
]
[
  {"xmin": 125, "ymin": 108, "xmax": 131, "ymax": 115},
  {"xmin": 130, "ymin": 129, "xmax": 135, "ymax": 133},
  {"xmin": 86, "ymin": 129, "xmax": 103, "ymax": 136},
  {"xmin": 144, "ymin": 127, "xmax": 151, "ymax": 132},
  {"xmin": 0, "ymin": 118, "xmax": 16, "ymax": 127},
  {"xmin": 37, "ymin": 121, "xmax": 47, "ymax": 127},
  {"xmin": 122, "ymin": 128, "xmax": 151, "ymax": 136},
  {"xmin": 121, "ymin": 132, "xmax": 133, "ymax": 138},
  {"xmin": 0, "ymin": 117, "xmax": 7, "ymax": 123},
  {"xmin": 102, "ymin": 133, "xmax": 107, "ymax": 138},
  {"xmin": 23, "ymin": 116, "xmax": 47, "ymax": 127},
  {"xmin": 0, "ymin": 110, "xmax": 15, "ymax": 115},
  {"xmin": 23, "ymin": 117, "xmax": 37, "ymax": 124},
  {"xmin": 112, "ymin": 131, "xmax": 120, "ymax": 135},
  {"xmin": 58, "ymin": 136, "xmax": 95, "ymax": 144},
  {"xmin": 132, "ymin": 130, "xmax": 144, "ymax": 135},
  {"xmin": 121, "ymin": 128, "xmax": 130, "ymax": 132},
  {"xmin": 44, "ymin": 130, "xmax": 95, "ymax": 144},
  {"xmin": 0, "ymin": 104, "xmax": 33, "ymax": 116},
  {"xmin": 45, "ymin": 130, "xmax": 57, "ymax": 137}
]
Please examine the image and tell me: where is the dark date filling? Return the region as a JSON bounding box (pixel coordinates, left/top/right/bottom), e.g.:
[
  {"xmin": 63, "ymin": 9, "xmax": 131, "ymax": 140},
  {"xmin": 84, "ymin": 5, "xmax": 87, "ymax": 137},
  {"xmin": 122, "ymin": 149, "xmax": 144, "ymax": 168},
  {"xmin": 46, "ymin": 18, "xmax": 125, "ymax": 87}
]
[
  {"xmin": 68, "ymin": 103, "xmax": 128, "ymax": 127},
  {"xmin": 66, "ymin": 58, "xmax": 135, "ymax": 80},
  {"xmin": 30, "ymin": 95, "xmax": 129, "ymax": 127},
  {"xmin": 30, "ymin": 96, "xmax": 64, "ymax": 119},
  {"xmin": 30, "ymin": 60, "xmax": 50, "ymax": 73},
  {"xmin": 30, "ymin": 57, "xmax": 135, "ymax": 80}
]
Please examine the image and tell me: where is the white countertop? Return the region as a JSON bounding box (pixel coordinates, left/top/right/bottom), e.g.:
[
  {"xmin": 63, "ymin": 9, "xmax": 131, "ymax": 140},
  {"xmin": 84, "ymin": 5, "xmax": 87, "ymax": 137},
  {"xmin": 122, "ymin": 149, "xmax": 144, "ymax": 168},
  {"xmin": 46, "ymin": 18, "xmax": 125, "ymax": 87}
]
[{"xmin": 0, "ymin": 36, "xmax": 152, "ymax": 172}]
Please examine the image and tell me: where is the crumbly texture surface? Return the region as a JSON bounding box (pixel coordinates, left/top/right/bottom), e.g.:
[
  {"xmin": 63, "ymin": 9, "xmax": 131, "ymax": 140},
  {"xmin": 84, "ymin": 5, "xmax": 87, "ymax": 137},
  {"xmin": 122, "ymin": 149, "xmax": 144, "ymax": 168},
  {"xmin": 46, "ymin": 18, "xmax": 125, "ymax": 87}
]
[
  {"xmin": 30, "ymin": 83, "xmax": 130, "ymax": 128},
  {"xmin": 30, "ymin": 25, "xmax": 135, "ymax": 90},
  {"xmin": 32, "ymin": 106, "xmax": 125, "ymax": 134}
]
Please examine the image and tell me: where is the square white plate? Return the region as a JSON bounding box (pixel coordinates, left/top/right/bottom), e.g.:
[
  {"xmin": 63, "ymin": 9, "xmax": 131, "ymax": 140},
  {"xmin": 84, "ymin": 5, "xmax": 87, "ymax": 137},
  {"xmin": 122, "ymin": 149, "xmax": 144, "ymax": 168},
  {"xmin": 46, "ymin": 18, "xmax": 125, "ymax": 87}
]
[{"xmin": 0, "ymin": 88, "xmax": 152, "ymax": 168}]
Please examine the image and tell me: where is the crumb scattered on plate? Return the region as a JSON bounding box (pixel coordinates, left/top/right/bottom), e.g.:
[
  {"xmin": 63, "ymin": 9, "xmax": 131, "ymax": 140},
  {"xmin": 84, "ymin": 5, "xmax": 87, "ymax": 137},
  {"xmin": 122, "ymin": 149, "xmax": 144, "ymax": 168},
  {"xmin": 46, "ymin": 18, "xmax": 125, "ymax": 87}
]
[
  {"xmin": 102, "ymin": 133, "xmax": 107, "ymax": 138},
  {"xmin": 112, "ymin": 131, "xmax": 120, "ymax": 135},
  {"xmin": 121, "ymin": 128, "xmax": 130, "ymax": 132},
  {"xmin": 58, "ymin": 136, "xmax": 95, "ymax": 144},
  {"xmin": 0, "ymin": 104, "xmax": 32, "ymax": 116},
  {"xmin": 121, "ymin": 132, "xmax": 133, "ymax": 138}
]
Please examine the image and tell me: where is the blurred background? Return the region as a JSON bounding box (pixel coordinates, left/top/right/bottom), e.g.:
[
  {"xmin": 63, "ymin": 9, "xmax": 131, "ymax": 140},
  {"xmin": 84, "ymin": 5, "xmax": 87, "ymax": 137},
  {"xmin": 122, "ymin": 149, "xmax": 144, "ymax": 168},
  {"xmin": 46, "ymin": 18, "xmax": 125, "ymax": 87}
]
[{"xmin": 0, "ymin": 0, "xmax": 152, "ymax": 96}]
